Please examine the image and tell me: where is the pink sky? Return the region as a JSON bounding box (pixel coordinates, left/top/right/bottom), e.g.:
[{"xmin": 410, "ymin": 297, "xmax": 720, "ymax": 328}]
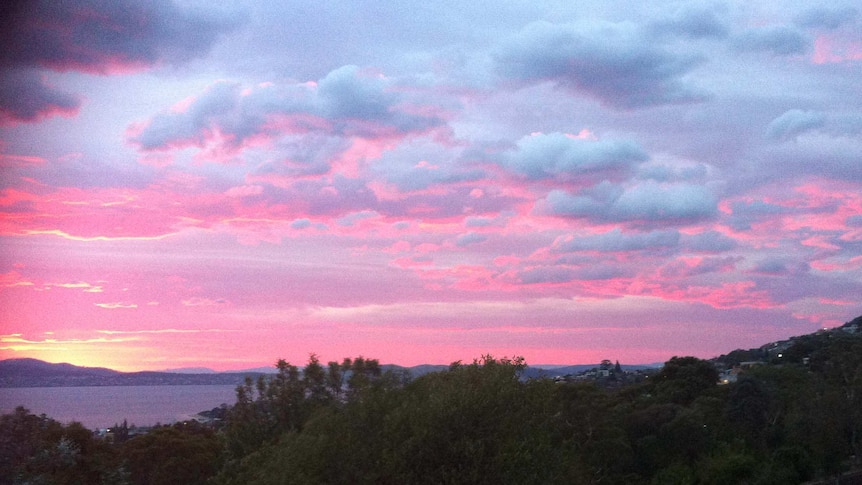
[{"xmin": 1, "ymin": 1, "xmax": 861, "ymax": 371}]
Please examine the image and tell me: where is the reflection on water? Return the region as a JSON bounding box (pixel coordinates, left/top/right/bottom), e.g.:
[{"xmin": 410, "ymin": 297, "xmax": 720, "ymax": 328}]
[{"xmin": 0, "ymin": 385, "xmax": 237, "ymax": 429}]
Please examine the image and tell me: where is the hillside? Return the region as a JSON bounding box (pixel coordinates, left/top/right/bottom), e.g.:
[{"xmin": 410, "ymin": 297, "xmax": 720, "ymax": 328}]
[{"xmin": 0, "ymin": 359, "xmax": 267, "ymax": 388}]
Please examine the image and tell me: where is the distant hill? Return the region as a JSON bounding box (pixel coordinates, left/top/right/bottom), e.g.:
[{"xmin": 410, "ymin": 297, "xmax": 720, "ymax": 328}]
[
  {"xmin": 0, "ymin": 358, "xmax": 266, "ymax": 388},
  {"xmin": 0, "ymin": 359, "xmax": 647, "ymax": 388},
  {"xmin": 159, "ymin": 367, "xmax": 217, "ymax": 374}
]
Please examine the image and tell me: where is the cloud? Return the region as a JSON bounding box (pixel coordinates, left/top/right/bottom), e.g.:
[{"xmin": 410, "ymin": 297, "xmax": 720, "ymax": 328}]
[
  {"xmin": 129, "ymin": 66, "xmax": 445, "ymax": 155},
  {"xmin": 517, "ymin": 262, "xmax": 629, "ymax": 285},
  {"xmin": 336, "ymin": 210, "xmax": 379, "ymax": 227},
  {"xmin": 495, "ymin": 20, "xmax": 707, "ymax": 108},
  {"xmin": 455, "ymin": 232, "xmax": 488, "ymax": 247},
  {"xmin": 254, "ymin": 134, "xmax": 352, "ymax": 178},
  {"xmin": 94, "ymin": 302, "xmax": 138, "ymax": 309},
  {"xmin": 766, "ymin": 109, "xmax": 827, "ymax": 140},
  {"xmin": 648, "ymin": 5, "xmax": 730, "ymax": 39},
  {"xmin": 0, "ymin": 0, "xmax": 241, "ymax": 71},
  {"xmin": 750, "ymin": 258, "xmax": 793, "ymax": 275},
  {"xmin": 0, "ymin": 334, "xmax": 140, "ymax": 349},
  {"xmin": 733, "ymin": 26, "xmax": 811, "ymax": 56},
  {"xmin": 766, "ymin": 110, "xmax": 862, "ymax": 141},
  {"xmin": 225, "ymin": 185, "xmax": 264, "ymax": 198},
  {"xmin": 0, "ymin": 69, "xmax": 79, "ymax": 123},
  {"xmin": 763, "ymin": 133, "xmax": 862, "ymax": 181},
  {"xmin": 545, "ymin": 181, "xmax": 718, "ymax": 223},
  {"xmin": 371, "ymin": 138, "xmax": 484, "ymax": 191},
  {"xmin": 96, "ymin": 328, "xmax": 234, "ymax": 335},
  {"xmin": 794, "ymin": 6, "xmax": 858, "ymax": 29},
  {"xmin": 47, "ymin": 281, "xmax": 103, "ymax": 293},
  {"xmin": 682, "ymin": 231, "xmax": 738, "ymax": 252},
  {"xmin": 727, "ymin": 199, "xmax": 792, "ymax": 230},
  {"xmin": 554, "ymin": 228, "xmax": 680, "ymax": 252},
  {"xmin": 0, "ymin": 0, "xmax": 242, "ymax": 123},
  {"xmin": 503, "ymin": 132, "xmax": 647, "ymax": 181},
  {"xmin": 3, "ymin": 151, "xmax": 154, "ymax": 189},
  {"xmin": 181, "ymin": 297, "xmax": 227, "ymax": 307},
  {"xmin": 290, "ymin": 218, "xmax": 312, "ymax": 229},
  {"xmin": 660, "ymin": 256, "xmax": 740, "ymax": 278},
  {"xmin": 636, "ymin": 162, "xmax": 710, "ymax": 183},
  {"xmin": 518, "ymin": 267, "xmax": 577, "ymax": 284}
]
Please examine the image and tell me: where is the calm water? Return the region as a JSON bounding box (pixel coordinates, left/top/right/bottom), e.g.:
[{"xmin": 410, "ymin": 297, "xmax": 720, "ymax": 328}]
[{"xmin": 0, "ymin": 385, "xmax": 238, "ymax": 429}]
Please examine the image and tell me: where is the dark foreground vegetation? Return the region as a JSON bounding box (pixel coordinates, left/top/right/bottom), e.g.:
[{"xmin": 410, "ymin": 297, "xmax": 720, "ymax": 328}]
[{"xmin": 2, "ymin": 316, "xmax": 861, "ymax": 484}]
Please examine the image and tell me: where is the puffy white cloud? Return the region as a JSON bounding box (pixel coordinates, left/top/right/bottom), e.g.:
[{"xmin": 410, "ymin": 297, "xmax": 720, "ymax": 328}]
[
  {"xmin": 129, "ymin": 65, "xmax": 445, "ymax": 154},
  {"xmin": 546, "ymin": 181, "xmax": 718, "ymax": 223},
  {"xmin": 766, "ymin": 109, "xmax": 826, "ymax": 140},
  {"xmin": 503, "ymin": 132, "xmax": 647, "ymax": 180}
]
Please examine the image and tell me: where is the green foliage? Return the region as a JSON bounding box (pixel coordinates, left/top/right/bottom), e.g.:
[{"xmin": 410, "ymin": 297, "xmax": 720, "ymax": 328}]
[
  {"xmin": 654, "ymin": 356, "xmax": 720, "ymax": 405},
  {"xmin": 211, "ymin": 344, "xmax": 862, "ymax": 484},
  {"xmin": 121, "ymin": 421, "xmax": 222, "ymax": 485},
  {"xmin": 0, "ymin": 406, "xmax": 120, "ymax": 485}
]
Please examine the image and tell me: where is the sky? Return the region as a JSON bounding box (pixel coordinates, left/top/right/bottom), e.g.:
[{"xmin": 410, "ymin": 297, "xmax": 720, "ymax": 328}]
[{"xmin": 1, "ymin": 1, "xmax": 861, "ymax": 372}]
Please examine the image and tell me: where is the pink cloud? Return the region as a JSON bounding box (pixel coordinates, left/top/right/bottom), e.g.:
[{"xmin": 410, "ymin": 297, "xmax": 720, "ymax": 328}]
[
  {"xmin": 128, "ymin": 67, "xmax": 445, "ymax": 166},
  {"xmin": 94, "ymin": 302, "xmax": 138, "ymax": 309},
  {"xmin": 812, "ymin": 35, "xmax": 862, "ymax": 64}
]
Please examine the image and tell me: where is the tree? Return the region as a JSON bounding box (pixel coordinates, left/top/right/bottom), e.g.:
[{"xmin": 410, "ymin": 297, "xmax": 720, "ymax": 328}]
[
  {"xmin": 654, "ymin": 356, "xmax": 719, "ymax": 405},
  {"xmin": 0, "ymin": 407, "xmax": 121, "ymax": 485},
  {"xmin": 121, "ymin": 422, "xmax": 222, "ymax": 485}
]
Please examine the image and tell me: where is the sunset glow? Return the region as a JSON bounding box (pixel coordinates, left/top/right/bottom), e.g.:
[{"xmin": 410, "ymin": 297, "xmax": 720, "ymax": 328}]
[{"xmin": 1, "ymin": 1, "xmax": 861, "ymax": 372}]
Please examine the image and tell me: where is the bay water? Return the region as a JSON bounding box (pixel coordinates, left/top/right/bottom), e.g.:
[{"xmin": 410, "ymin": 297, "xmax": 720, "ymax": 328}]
[{"xmin": 0, "ymin": 385, "xmax": 238, "ymax": 430}]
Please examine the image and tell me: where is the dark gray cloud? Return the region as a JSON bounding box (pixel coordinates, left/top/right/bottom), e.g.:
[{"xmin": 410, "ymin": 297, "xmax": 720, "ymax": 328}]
[
  {"xmin": 733, "ymin": 26, "xmax": 811, "ymax": 56},
  {"xmin": 494, "ymin": 20, "xmax": 707, "ymax": 109},
  {"xmin": 0, "ymin": 69, "xmax": 79, "ymax": 123},
  {"xmin": 0, "ymin": 0, "xmax": 242, "ymax": 123},
  {"xmin": 0, "ymin": 0, "xmax": 242, "ymax": 70}
]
